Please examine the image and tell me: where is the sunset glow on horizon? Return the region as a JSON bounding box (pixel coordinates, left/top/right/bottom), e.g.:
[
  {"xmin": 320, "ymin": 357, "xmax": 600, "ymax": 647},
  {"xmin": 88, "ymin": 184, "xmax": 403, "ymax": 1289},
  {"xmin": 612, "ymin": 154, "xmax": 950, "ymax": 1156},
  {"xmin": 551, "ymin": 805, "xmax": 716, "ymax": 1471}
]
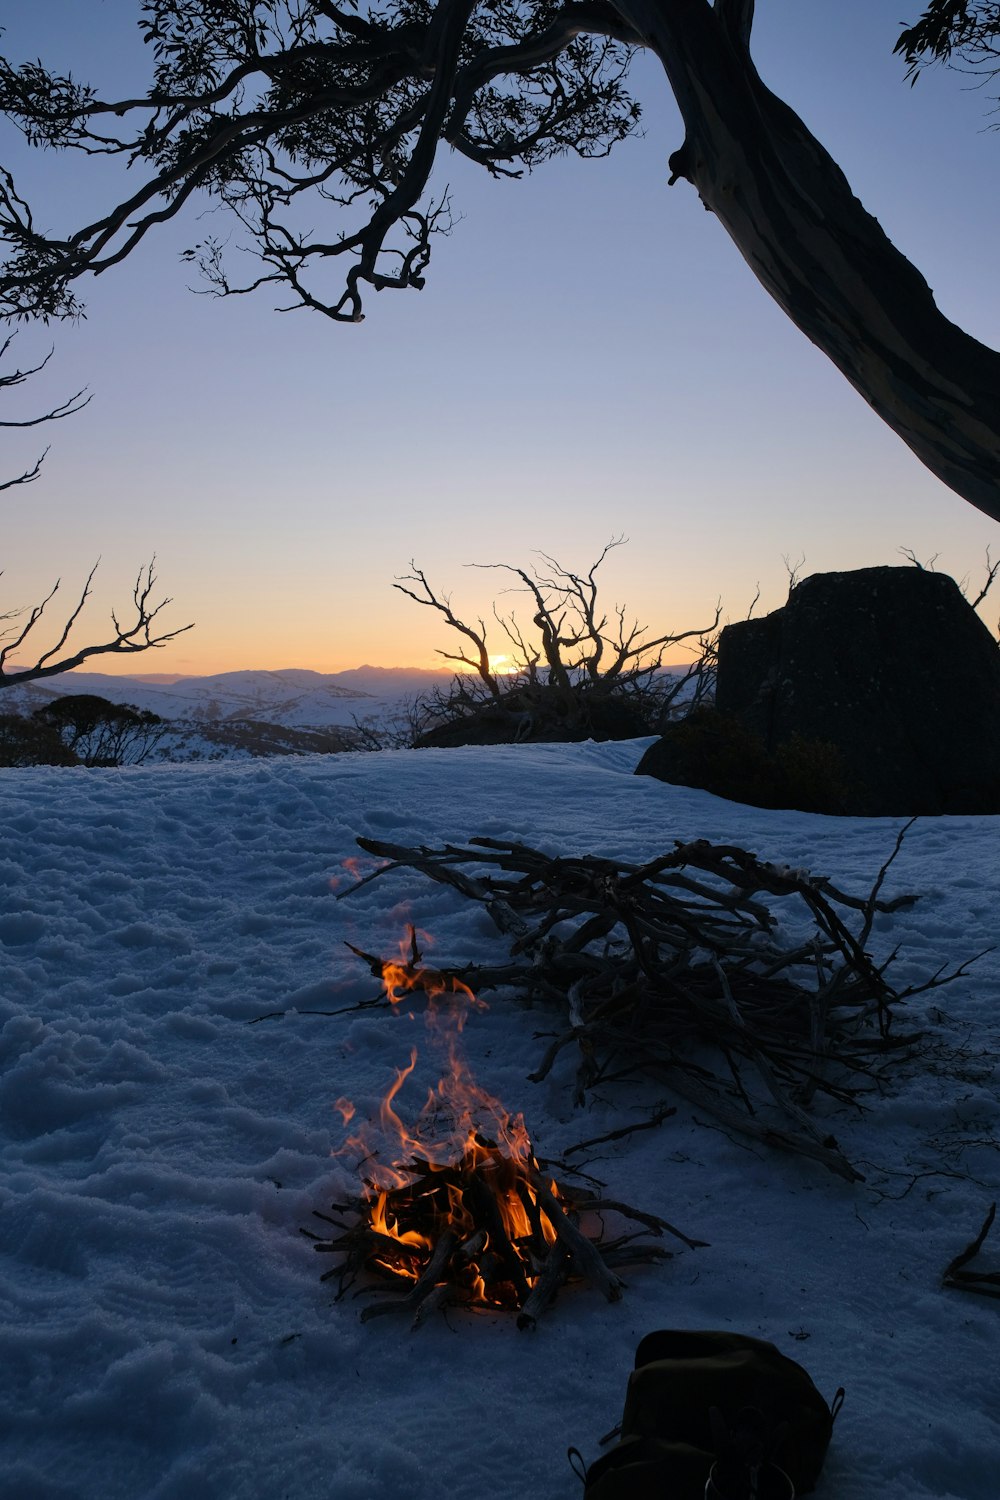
[{"xmin": 4, "ymin": 1, "xmax": 998, "ymax": 682}]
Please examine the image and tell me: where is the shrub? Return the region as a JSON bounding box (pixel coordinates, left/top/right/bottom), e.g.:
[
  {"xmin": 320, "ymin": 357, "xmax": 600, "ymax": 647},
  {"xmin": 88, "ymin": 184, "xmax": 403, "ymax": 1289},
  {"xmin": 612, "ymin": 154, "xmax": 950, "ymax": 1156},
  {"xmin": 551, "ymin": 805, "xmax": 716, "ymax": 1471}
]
[
  {"xmin": 32, "ymin": 694, "xmax": 164, "ymax": 767},
  {"xmin": 384, "ymin": 542, "xmax": 719, "ymax": 748},
  {"xmin": 0, "ymin": 713, "xmax": 78, "ymax": 767}
]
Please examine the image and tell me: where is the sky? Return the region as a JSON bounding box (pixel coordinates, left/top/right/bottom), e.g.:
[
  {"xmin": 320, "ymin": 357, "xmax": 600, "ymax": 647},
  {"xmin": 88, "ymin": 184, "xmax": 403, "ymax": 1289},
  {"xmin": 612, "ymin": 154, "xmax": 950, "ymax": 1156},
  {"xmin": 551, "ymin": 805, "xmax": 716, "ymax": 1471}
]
[{"xmin": 2, "ymin": 0, "xmax": 1000, "ymax": 676}]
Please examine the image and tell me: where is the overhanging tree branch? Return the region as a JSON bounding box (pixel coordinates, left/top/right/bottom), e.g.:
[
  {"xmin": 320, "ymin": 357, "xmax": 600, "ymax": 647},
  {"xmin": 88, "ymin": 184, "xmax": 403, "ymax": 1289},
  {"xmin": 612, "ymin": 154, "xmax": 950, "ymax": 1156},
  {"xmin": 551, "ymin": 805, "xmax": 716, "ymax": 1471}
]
[
  {"xmin": 628, "ymin": 0, "xmax": 1000, "ymax": 519},
  {"xmin": 2, "ymin": 2, "xmax": 999, "ymax": 518}
]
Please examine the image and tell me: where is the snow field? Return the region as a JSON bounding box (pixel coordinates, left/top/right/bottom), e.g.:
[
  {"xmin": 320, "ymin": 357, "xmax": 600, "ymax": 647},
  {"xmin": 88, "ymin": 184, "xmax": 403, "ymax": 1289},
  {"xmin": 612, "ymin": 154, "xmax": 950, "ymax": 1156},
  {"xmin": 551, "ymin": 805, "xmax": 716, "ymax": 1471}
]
[{"xmin": 1, "ymin": 741, "xmax": 998, "ymax": 1499}]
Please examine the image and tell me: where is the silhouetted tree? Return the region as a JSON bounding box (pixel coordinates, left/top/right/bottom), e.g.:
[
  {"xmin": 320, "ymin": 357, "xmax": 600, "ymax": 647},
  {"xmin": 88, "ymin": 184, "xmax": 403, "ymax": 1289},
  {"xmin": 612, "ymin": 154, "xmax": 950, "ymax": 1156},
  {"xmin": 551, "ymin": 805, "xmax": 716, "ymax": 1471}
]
[
  {"xmin": 0, "ymin": 710, "xmax": 77, "ymax": 767},
  {"xmin": 32, "ymin": 693, "xmax": 165, "ymax": 766},
  {"xmin": 1, "ymin": 3, "xmax": 999, "ymax": 517},
  {"xmin": 1, "ymin": 338, "xmax": 192, "ymax": 688},
  {"xmin": 0, "ymin": 559, "xmax": 193, "ymax": 689},
  {"xmin": 392, "ymin": 539, "xmax": 719, "ymax": 743}
]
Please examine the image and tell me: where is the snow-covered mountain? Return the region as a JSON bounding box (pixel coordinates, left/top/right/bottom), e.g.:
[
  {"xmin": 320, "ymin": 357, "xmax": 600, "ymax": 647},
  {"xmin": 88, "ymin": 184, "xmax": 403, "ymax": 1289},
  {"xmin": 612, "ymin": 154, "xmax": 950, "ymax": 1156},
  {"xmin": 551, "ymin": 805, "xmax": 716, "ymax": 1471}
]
[{"xmin": 0, "ymin": 664, "xmax": 454, "ymax": 729}]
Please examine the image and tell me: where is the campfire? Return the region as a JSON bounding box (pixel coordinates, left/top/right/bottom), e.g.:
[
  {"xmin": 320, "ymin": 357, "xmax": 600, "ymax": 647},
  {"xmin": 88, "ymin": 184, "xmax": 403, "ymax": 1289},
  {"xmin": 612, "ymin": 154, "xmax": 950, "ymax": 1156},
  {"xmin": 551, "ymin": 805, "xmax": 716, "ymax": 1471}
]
[{"xmin": 304, "ymin": 931, "xmax": 699, "ymax": 1328}]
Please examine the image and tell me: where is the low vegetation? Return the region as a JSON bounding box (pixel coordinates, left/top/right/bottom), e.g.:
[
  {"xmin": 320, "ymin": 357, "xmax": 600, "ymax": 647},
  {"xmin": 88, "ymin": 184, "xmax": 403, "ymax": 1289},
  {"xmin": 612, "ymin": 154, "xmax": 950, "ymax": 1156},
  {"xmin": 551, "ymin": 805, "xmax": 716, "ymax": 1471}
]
[
  {"xmin": 356, "ymin": 540, "xmax": 719, "ymax": 750},
  {"xmin": 0, "ymin": 694, "xmax": 163, "ymax": 767}
]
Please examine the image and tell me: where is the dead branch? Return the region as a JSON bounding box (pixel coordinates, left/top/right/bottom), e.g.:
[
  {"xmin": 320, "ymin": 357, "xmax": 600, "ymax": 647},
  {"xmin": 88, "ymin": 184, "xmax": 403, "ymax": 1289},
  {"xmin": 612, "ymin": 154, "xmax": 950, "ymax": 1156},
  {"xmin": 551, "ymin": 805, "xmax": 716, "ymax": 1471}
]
[
  {"xmin": 899, "ymin": 547, "xmax": 939, "ymax": 572},
  {"xmin": 562, "ymin": 1103, "xmax": 677, "ymax": 1156},
  {"xmin": 530, "ymin": 1173, "xmax": 624, "ymax": 1301},
  {"xmin": 338, "ymin": 827, "xmax": 965, "ymax": 1178},
  {"xmin": 393, "ymin": 562, "xmax": 501, "ymax": 697},
  {"xmin": 0, "ymin": 559, "xmax": 193, "ymax": 688},
  {"xmin": 0, "ymin": 333, "xmax": 91, "ymax": 492},
  {"xmin": 783, "ymin": 552, "xmax": 806, "ymax": 596},
  {"xmin": 969, "ymin": 548, "xmax": 1000, "ymax": 611}
]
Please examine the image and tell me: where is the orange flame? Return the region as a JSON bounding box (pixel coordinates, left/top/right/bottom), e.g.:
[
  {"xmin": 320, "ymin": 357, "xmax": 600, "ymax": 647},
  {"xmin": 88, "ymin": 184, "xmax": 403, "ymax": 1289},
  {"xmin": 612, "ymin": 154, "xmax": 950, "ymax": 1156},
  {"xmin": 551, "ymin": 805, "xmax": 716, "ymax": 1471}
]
[{"xmin": 333, "ymin": 929, "xmax": 557, "ymax": 1304}]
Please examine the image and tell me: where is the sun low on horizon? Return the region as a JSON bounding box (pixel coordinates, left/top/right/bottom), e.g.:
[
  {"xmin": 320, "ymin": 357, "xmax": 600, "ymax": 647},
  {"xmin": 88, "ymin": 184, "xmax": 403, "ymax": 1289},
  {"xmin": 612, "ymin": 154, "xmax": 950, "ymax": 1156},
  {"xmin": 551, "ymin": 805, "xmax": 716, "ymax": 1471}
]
[{"xmin": 2, "ymin": 0, "xmax": 999, "ymax": 684}]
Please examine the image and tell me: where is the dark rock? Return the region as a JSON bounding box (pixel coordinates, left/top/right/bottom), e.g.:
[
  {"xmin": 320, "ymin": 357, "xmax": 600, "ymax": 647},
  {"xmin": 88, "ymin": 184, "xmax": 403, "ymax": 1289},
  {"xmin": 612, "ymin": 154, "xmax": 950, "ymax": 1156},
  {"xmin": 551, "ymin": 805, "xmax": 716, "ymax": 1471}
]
[
  {"xmin": 638, "ymin": 567, "xmax": 1000, "ymax": 815},
  {"xmin": 634, "ymin": 709, "xmax": 851, "ymax": 813}
]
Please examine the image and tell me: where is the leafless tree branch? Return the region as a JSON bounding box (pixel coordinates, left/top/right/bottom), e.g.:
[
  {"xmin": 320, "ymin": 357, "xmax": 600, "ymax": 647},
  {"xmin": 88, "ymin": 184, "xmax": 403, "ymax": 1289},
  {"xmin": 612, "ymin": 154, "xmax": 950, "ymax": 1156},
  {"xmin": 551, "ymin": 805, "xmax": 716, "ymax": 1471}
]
[
  {"xmin": 0, "ymin": 559, "xmax": 193, "ymax": 688},
  {"xmin": 969, "ymin": 547, "xmax": 1000, "ymax": 610},
  {"xmin": 0, "ymin": 332, "xmax": 90, "ymax": 489},
  {"xmin": 392, "ymin": 540, "xmax": 720, "ymax": 743},
  {"xmin": 0, "ymin": 329, "xmax": 190, "ymax": 689},
  {"xmin": 393, "ymin": 563, "xmax": 501, "ymax": 697}
]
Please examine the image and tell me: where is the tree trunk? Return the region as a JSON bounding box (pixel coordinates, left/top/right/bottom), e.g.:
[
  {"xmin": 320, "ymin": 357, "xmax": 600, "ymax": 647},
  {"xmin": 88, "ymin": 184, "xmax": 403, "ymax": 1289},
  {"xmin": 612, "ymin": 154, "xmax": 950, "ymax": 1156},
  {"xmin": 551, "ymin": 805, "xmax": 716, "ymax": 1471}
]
[{"xmin": 613, "ymin": 0, "xmax": 1000, "ymax": 522}]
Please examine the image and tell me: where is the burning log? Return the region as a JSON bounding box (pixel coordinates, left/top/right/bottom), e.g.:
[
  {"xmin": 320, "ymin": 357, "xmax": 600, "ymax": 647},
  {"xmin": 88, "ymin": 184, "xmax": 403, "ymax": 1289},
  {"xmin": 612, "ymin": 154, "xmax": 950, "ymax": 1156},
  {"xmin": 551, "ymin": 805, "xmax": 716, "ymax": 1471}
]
[
  {"xmin": 309, "ymin": 899, "xmax": 707, "ymax": 1329},
  {"xmin": 305, "ymin": 1134, "xmax": 699, "ymax": 1330},
  {"xmin": 530, "ymin": 1173, "xmax": 624, "ymax": 1303},
  {"xmin": 516, "ymin": 1243, "xmax": 572, "ymax": 1331}
]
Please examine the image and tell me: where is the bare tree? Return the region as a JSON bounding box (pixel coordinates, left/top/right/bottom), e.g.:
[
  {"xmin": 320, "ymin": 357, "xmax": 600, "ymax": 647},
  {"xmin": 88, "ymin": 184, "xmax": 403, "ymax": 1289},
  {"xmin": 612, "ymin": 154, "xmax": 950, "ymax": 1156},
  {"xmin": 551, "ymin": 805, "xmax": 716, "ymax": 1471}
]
[
  {"xmin": 1, "ymin": 4, "xmax": 999, "ymax": 518},
  {"xmin": 0, "ymin": 559, "xmax": 193, "ymax": 688},
  {"xmin": 393, "ymin": 539, "xmax": 719, "ymax": 742},
  {"xmin": 968, "ymin": 549, "xmax": 1000, "ymax": 612},
  {"xmin": 1, "ymin": 337, "xmax": 192, "ymax": 688},
  {"xmin": 782, "ymin": 553, "xmax": 806, "ymax": 599},
  {"xmin": 899, "ymin": 544, "xmax": 1000, "ymax": 630}
]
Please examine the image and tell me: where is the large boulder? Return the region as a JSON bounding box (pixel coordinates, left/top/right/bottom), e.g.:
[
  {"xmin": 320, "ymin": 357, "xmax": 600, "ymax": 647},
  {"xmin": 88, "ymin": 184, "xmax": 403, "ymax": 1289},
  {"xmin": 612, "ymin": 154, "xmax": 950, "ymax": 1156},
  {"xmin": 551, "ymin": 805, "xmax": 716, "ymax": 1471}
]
[
  {"xmin": 634, "ymin": 707, "xmax": 851, "ymax": 813},
  {"xmin": 638, "ymin": 567, "xmax": 1000, "ymax": 815}
]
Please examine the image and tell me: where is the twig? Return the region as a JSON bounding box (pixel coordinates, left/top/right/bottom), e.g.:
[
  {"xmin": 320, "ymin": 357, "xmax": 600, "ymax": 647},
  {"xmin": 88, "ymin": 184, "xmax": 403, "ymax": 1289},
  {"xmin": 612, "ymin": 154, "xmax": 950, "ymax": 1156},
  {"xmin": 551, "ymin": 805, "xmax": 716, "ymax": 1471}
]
[
  {"xmin": 943, "ymin": 1202, "xmax": 1000, "ymax": 1300},
  {"xmin": 563, "ymin": 1103, "xmax": 677, "ymax": 1156}
]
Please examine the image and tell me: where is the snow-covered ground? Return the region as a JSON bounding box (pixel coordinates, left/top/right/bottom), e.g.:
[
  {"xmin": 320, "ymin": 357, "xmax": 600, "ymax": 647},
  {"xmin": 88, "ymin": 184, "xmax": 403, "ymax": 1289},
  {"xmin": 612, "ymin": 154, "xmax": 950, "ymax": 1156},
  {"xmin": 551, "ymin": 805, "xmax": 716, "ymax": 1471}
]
[{"xmin": 1, "ymin": 740, "xmax": 997, "ymax": 1500}]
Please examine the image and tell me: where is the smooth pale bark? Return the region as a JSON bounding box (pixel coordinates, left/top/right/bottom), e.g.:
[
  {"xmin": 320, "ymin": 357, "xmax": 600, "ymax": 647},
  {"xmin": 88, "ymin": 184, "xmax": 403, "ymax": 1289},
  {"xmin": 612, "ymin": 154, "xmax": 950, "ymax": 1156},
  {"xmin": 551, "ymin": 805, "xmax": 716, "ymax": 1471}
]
[{"xmin": 613, "ymin": 0, "xmax": 1000, "ymax": 522}]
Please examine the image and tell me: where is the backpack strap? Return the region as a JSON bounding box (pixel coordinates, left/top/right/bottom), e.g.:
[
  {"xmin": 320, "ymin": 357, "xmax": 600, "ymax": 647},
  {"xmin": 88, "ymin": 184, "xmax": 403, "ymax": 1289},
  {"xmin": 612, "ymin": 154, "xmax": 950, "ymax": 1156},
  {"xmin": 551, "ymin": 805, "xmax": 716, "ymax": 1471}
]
[{"xmin": 567, "ymin": 1446, "xmax": 589, "ymax": 1487}]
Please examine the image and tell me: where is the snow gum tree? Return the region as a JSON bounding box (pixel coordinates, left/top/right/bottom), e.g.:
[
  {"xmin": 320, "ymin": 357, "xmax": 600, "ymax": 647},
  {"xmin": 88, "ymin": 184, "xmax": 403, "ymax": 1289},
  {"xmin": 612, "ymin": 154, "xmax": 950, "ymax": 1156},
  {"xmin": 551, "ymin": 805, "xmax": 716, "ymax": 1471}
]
[{"xmin": 1, "ymin": 1, "xmax": 999, "ymax": 518}]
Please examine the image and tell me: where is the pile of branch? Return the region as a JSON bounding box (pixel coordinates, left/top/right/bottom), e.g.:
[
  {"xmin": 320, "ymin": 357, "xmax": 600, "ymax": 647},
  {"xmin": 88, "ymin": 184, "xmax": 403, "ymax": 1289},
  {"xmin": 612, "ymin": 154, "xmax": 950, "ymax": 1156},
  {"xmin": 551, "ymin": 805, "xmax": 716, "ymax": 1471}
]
[
  {"xmin": 303, "ymin": 1136, "xmax": 702, "ymax": 1329},
  {"xmin": 341, "ymin": 830, "xmax": 966, "ymax": 1181}
]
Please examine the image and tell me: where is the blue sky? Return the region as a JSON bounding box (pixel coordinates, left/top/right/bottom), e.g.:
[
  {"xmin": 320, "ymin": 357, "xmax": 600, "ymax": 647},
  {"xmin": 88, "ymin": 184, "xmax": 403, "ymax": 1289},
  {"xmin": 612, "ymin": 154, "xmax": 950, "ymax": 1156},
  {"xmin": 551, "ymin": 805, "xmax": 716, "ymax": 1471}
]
[{"xmin": 3, "ymin": 0, "xmax": 999, "ymax": 674}]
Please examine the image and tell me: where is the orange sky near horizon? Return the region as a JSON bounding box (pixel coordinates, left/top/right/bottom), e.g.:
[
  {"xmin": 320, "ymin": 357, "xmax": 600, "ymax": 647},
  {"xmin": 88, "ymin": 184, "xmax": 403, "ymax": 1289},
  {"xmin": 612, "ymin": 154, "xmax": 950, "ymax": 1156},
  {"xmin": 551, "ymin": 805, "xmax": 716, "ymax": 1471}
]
[
  {"xmin": 41, "ymin": 562, "xmax": 729, "ymax": 680},
  {"xmin": 4, "ymin": 2, "xmax": 999, "ymax": 685}
]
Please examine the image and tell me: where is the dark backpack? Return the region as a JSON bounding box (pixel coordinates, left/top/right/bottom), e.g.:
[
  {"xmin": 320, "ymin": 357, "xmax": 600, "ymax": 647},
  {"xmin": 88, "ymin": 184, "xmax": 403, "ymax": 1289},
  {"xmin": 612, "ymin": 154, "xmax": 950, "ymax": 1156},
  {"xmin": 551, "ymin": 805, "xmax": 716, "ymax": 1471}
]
[{"xmin": 579, "ymin": 1329, "xmax": 843, "ymax": 1499}]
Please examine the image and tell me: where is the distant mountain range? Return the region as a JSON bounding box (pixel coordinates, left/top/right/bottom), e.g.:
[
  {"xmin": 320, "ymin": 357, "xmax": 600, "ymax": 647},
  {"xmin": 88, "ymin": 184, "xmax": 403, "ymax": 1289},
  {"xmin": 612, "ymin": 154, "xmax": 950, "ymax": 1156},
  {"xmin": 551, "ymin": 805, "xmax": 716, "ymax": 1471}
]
[{"xmin": 0, "ymin": 665, "xmax": 455, "ymax": 730}]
